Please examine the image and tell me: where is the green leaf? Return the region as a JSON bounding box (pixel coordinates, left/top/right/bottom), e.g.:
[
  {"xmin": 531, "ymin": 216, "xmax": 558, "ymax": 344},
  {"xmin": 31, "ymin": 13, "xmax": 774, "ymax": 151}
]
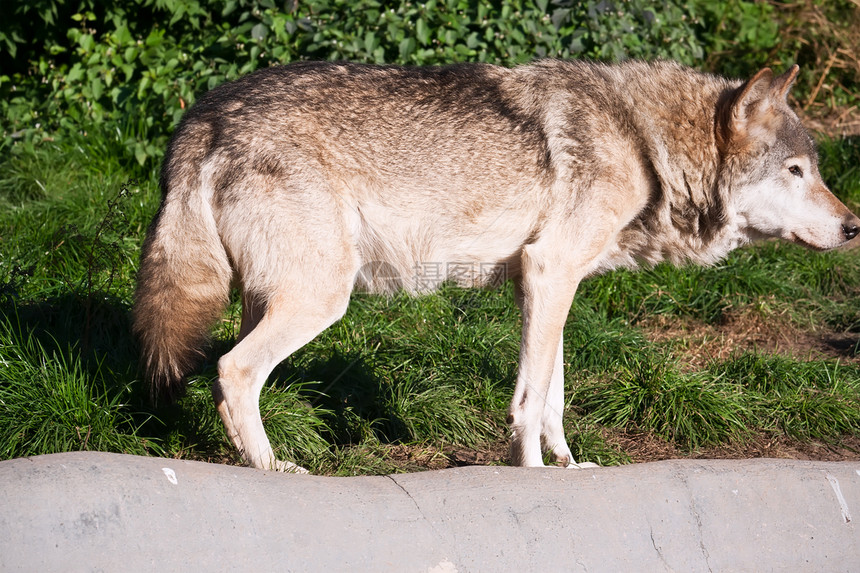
[
  {"xmin": 91, "ymin": 78, "xmax": 104, "ymax": 100},
  {"xmin": 364, "ymin": 31, "xmax": 377, "ymax": 55},
  {"xmin": 67, "ymin": 63, "xmax": 84, "ymax": 83},
  {"xmin": 145, "ymin": 30, "xmax": 163, "ymax": 48},
  {"xmin": 79, "ymin": 34, "xmax": 95, "ymax": 52},
  {"xmin": 399, "ymin": 37, "xmax": 416, "ymax": 60},
  {"xmin": 416, "ymin": 18, "xmax": 430, "ymax": 46},
  {"xmin": 134, "ymin": 142, "xmax": 147, "ymax": 165},
  {"xmin": 114, "ymin": 25, "xmax": 132, "ymax": 46},
  {"xmin": 251, "ymin": 23, "xmax": 268, "ymax": 41},
  {"xmin": 152, "ymin": 78, "xmax": 167, "ymax": 95}
]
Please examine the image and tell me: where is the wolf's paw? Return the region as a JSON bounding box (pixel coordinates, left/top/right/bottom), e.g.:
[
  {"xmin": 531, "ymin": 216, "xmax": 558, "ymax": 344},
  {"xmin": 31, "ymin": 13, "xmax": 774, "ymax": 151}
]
[
  {"xmin": 547, "ymin": 445, "xmax": 574, "ymax": 467},
  {"xmin": 274, "ymin": 459, "xmax": 309, "ymax": 474}
]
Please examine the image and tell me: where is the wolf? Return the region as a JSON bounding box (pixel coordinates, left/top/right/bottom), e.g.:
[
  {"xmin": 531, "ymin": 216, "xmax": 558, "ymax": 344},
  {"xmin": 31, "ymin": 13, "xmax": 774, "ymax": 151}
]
[{"xmin": 133, "ymin": 59, "xmax": 859, "ymax": 472}]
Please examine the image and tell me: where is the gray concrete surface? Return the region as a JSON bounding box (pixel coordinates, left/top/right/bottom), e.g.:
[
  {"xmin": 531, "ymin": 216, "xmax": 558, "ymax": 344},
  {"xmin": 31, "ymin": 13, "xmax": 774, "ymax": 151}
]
[{"xmin": 1, "ymin": 452, "xmax": 858, "ymax": 571}]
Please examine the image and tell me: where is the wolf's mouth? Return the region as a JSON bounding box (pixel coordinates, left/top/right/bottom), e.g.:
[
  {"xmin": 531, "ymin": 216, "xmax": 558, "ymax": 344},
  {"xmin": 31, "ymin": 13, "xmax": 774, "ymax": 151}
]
[{"xmin": 788, "ymin": 232, "xmax": 828, "ymax": 252}]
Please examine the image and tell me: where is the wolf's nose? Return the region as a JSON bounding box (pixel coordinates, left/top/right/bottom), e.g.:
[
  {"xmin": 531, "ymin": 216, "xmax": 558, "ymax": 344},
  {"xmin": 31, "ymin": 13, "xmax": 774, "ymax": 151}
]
[{"xmin": 843, "ymin": 223, "xmax": 860, "ymax": 241}]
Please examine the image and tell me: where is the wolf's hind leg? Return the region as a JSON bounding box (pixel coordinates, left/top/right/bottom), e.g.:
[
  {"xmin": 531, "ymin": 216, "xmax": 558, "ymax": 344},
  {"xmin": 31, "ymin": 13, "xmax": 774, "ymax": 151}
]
[
  {"xmin": 211, "ymin": 207, "xmax": 356, "ymax": 472},
  {"xmin": 214, "ymin": 285, "xmax": 351, "ymax": 471},
  {"xmin": 212, "ymin": 291, "xmax": 264, "ymax": 466}
]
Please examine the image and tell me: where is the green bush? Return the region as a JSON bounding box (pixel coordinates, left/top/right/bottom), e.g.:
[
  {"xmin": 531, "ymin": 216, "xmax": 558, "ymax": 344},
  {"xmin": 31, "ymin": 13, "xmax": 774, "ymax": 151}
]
[
  {"xmin": 6, "ymin": 0, "xmax": 857, "ymax": 166},
  {"xmin": 697, "ymin": 0, "xmax": 860, "ymax": 114},
  {"xmin": 5, "ymin": 0, "xmax": 858, "ymax": 165},
  {"xmin": 0, "ymin": 0, "xmax": 714, "ymax": 164}
]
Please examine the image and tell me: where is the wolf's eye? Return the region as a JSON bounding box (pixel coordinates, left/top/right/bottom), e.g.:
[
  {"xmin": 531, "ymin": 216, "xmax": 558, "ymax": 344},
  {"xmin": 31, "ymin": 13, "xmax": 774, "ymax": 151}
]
[{"xmin": 788, "ymin": 165, "xmax": 803, "ymax": 178}]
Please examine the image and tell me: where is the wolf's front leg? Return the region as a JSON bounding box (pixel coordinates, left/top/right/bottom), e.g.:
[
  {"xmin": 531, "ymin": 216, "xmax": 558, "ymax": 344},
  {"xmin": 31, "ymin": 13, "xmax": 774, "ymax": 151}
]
[
  {"xmin": 539, "ymin": 334, "xmax": 575, "ymax": 466},
  {"xmin": 533, "ymin": 331, "xmax": 600, "ymax": 469},
  {"xmin": 508, "ymin": 244, "xmax": 581, "ymax": 467}
]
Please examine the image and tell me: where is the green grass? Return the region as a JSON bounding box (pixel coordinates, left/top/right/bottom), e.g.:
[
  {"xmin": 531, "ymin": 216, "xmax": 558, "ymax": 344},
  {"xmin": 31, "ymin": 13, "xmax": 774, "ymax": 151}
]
[
  {"xmin": 709, "ymin": 354, "xmax": 860, "ymax": 441},
  {"xmin": 572, "ymin": 352, "xmax": 750, "ymax": 449},
  {"xmin": 818, "ymin": 136, "xmax": 860, "ymax": 212},
  {"xmin": 1, "ymin": 128, "xmax": 859, "ymax": 474}
]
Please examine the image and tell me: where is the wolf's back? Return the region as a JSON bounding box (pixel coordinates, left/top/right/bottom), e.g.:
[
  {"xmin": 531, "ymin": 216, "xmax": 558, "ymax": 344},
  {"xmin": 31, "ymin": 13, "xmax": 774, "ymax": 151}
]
[{"xmin": 132, "ymin": 121, "xmax": 232, "ymax": 402}]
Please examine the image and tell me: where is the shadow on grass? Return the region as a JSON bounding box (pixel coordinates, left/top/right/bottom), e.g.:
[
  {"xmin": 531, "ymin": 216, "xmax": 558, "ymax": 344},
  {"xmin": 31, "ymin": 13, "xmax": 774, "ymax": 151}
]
[
  {"xmin": 1, "ymin": 291, "xmax": 139, "ymax": 377},
  {"xmin": 268, "ymin": 347, "xmax": 428, "ymax": 447}
]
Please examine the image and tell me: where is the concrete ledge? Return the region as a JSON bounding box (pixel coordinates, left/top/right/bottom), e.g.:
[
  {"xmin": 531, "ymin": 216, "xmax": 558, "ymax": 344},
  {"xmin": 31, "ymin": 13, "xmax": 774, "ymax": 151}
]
[{"xmin": 1, "ymin": 452, "xmax": 858, "ymax": 571}]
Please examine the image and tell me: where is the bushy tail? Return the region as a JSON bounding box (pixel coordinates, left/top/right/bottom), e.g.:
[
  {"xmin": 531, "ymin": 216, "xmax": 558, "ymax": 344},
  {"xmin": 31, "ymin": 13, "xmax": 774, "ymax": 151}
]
[{"xmin": 132, "ymin": 183, "xmax": 232, "ymax": 403}]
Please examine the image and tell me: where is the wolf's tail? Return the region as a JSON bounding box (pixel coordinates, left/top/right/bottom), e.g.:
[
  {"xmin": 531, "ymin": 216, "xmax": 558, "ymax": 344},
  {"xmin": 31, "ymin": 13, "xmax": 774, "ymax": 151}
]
[{"xmin": 132, "ymin": 150, "xmax": 232, "ymax": 402}]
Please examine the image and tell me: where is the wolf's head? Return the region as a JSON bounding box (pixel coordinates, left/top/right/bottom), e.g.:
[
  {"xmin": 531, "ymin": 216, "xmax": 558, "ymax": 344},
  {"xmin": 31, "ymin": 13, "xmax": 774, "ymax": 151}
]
[{"xmin": 716, "ymin": 65, "xmax": 859, "ymax": 251}]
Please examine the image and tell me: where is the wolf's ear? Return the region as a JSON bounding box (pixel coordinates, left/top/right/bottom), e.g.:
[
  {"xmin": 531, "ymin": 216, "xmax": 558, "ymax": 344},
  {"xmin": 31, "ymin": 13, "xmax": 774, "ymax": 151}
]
[
  {"xmin": 717, "ymin": 67, "xmax": 785, "ymax": 151},
  {"xmin": 771, "ymin": 64, "xmax": 800, "ymax": 102},
  {"xmin": 731, "ymin": 67, "xmax": 773, "ymax": 126}
]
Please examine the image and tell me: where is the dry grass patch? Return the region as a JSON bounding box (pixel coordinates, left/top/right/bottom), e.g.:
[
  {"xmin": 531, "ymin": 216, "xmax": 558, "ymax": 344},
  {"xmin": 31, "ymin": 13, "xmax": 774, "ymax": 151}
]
[{"xmin": 641, "ymin": 304, "xmax": 860, "ymax": 369}]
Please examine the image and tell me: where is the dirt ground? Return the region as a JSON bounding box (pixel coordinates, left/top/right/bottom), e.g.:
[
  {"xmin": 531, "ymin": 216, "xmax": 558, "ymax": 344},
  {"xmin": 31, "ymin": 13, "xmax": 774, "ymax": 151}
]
[{"xmin": 381, "ymin": 431, "xmax": 860, "ymax": 473}]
